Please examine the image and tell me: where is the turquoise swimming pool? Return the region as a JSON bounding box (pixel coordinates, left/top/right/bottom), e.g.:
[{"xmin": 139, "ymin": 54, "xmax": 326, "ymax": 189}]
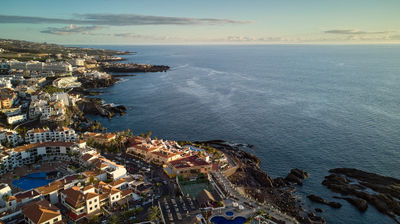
[{"xmin": 12, "ymin": 172, "xmax": 54, "ymax": 190}]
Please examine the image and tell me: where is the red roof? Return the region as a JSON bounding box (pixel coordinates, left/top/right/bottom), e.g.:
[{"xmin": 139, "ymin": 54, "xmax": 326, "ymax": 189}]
[
  {"xmin": 170, "ymin": 155, "xmax": 210, "ymax": 169},
  {"xmin": 15, "ymin": 190, "xmax": 40, "ymax": 202},
  {"xmin": 67, "ymin": 211, "xmax": 86, "ymax": 221}
]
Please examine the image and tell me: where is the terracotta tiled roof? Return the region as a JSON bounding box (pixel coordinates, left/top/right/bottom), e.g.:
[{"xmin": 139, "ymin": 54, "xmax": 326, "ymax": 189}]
[
  {"xmin": 110, "ymin": 188, "xmax": 121, "ymax": 195},
  {"xmin": 81, "ymin": 153, "xmax": 94, "ymax": 162},
  {"xmin": 99, "ymin": 193, "xmax": 108, "ymax": 201},
  {"xmin": 13, "ymin": 142, "xmax": 74, "ymax": 153},
  {"xmin": 62, "ymin": 188, "xmax": 85, "ymax": 208},
  {"xmin": 85, "ymin": 192, "xmax": 98, "ymax": 200},
  {"xmin": 151, "ymin": 150, "xmax": 177, "ymax": 158},
  {"xmin": 121, "ymin": 189, "xmax": 132, "ymax": 198},
  {"xmin": 169, "ymin": 155, "xmax": 210, "ymax": 169},
  {"xmin": 15, "ymin": 190, "xmax": 40, "ymax": 202},
  {"xmin": 133, "ymin": 144, "xmax": 157, "ymax": 152},
  {"xmin": 67, "ymin": 211, "xmax": 86, "ymax": 221},
  {"xmin": 83, "ymin": 185, "xmax": 94, "ymax": 191},
  {"xmin": 109, "ymin": 178, "xmax": 126, "ymax": 187},
  {"xmin": 36, "ymin": 180, "xmax": 63, "ymax": 195},
  {"xmin": 22, "ymin": 200, "xmax": 61, "ymax": 224},
  {"xmin": 127, "ymin": 137, "xmax": 144, "ymax": 147}
]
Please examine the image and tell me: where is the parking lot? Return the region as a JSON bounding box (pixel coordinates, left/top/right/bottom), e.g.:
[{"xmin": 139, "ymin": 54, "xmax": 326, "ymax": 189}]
[{"xmin": 159, "ymin": 195, "xmax": 200, "ymax": 224}]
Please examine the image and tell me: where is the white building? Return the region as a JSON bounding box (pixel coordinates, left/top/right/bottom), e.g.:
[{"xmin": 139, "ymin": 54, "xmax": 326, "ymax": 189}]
[
  {"xmin": 84, "ymin": 71, "xmax": 110, "ymax": 79},
  {"xmin": 25, "ymin": 127, "xmax": 77, "ymax": 144},
  {"xmin": 0, "ymin": 142, "xmax": 78, "ymax": 175},
  {"xmin": 28, "ymin": 92, "xmax": 75, "ymax": 121},
  {"xmin": 0, "ymin": 77, "xmax": 12, "ymax": 88},
  {"xmin": 7, "ymin": 114, "xmax": 26, "ymax": 125},
  {"xmin": 7, "ymin": 60, "xmax": 72, "ymax": 73},
  {"xmin": 67, "ymin": 58, "xmax": 85, "ymax": 67},
  {"xmin": 42, "ymin": 62, "xmax": 72, "ymax": 73},
  {"xmin": 0, "ymin": 183, "xmax": 12, "ymax": 206},
  {"xmin": 0, "ymin": 129, "xmax": 22, "ymax": 146},
  {"xmin": 52, "ymin": 76, "xmax": 81, "ymax": 89}
]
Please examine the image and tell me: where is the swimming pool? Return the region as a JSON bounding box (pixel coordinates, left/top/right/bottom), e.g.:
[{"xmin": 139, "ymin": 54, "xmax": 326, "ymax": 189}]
[
  {"xmin": 226, "ymin": 211, "xmax": 234, "ymax": 216},
  {"xmin": 210, "ymin": 216, "xmax": 246, "ymax": 224},
  {"xmin": 12, "ymin": 172, "xmax": 54, "ymax": 190}
]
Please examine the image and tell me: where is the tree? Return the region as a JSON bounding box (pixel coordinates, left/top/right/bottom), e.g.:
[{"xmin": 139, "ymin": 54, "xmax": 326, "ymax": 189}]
[
  {"xmin": 89, "ymin": 176, "xmax": 97, "ymax": 184},
  {"xmin": 16, "ymin": 127, "xmax": 27, "ymax": 138},
  {"xmin": 145, "ymin": 130, "xmax": 152, "ymax": 138},
  {"xmin": 2, "ymin": 194, "xmax": 9, "ymax": 201},
  {"xmin": 147, "ymin": 206, "xmax": 160, "ymax": 221},
  {"xmin": 216, "ymin": 201, "xmax": 224, "ymax": 207},
  {"xmin": 90, "ymin": 215, "xmax": 99, "ymax": 223},
  {"xmin": 109, "ymin": 215, "xmax": 118, "ymax": 224}
]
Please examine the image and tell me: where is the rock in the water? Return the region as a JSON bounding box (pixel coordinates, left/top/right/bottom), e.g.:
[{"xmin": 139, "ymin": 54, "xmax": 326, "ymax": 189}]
[
  {"xmin": 315, "ymin": 208, "xmax": 323, "ymax": 213},
  {"xmin": 328, "ymin": 201, "xmax": 342, "ymax": 208},
  {"xmin": 291, "ymin": 168, "xmax": 309, "ymax": 179},
  {"xmin": 335, "ymin": 197, "xmax": 368, "ymax": 212},
  {"xmin": 286, "ymin": 173, "xmax": 303, "ymax": 186},
  {"xmin": 307, "ymin": 194, "xmax": 342, "ymax": 208},
  {"xmin": 322, "ymin": 168, "xmax": 400, "ymax": 223}
]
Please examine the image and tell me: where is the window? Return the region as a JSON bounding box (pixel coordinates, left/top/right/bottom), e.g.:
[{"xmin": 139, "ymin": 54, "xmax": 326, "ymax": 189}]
[
  {"xmin": 94, "ymin": 199, "xmax": 97, "ymax": 202},
  {"xmin": 95, "ymin": 204, "xmax": 98, "ymax": 208},
  {"xmin": 90, "ymin": 207, "xmax": 92, "ymax": 210},
  {"xmin": 89, "ymin": 201, "xmax": 92, "ymax": 204},
  {"xmin": 53, "ymin": 218, "xmax": 58, "ymax": 222}
]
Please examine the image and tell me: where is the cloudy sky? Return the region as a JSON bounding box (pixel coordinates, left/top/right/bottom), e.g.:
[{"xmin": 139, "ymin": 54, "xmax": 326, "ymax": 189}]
[{"xmin": 1, "ymin": 0, "xmax": 400, "ymax": 44}]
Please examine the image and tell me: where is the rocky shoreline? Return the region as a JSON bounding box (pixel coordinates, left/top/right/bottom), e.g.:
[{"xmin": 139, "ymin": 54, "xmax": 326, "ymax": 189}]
[
  {"xmin": 100, "ymin": 62, "xmax": 170, "ymax": 73},
  {"xmin": 76, "ymin": 97, "xmax": 127, "ymax": 119},
  {"xmin": 322, "ymin": 168, "xmax": 400, "ymax": 223},
  {"xmin": 70, "ymin": 57, "xmax": 170, "ymax": 123},
  {"xmin": 193, "ymin": 140, "xmax": 326, "ymax": 224}
]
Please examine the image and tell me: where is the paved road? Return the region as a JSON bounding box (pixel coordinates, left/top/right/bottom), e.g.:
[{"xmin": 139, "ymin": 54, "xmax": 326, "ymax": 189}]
[{"xmin": 211, "ymin": 171, "xmax": 299, "ymax": 224}]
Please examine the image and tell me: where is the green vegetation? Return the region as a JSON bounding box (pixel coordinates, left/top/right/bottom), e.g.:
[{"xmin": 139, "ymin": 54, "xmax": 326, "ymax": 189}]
[
  {"xmin": 2, "ymin": 194, "xmax": 9, "ymax": 201},
  {"xmin": 90, "ymin": 215, "xmax": 99, "ymax": 223},
  {"xmin": 0, "ymin": 38, "xmax": 128, "ymax": 57},
  {"xmin": 216, "ymin": 201, "xmax": 224, "ymax": 207},
  {"xmin": 147, "ymin": 206, "xmax": 161, "ymax": 222},
  {"xmin": 41, "ymin": 85, "xmax": 64, "ymax": 94},
  {"xmin": 109, "ymin": 215, "xmax": 118, "ymax": 224},
  {"xmin": 16, "ymin": 127, "xmax": 27, "ymax": 138}
]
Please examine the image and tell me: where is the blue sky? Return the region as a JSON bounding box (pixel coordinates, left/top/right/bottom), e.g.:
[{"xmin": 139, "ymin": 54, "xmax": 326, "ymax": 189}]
[{"xmin": 1, "ymin": 0, "xmax": 399, "ymax": 44}]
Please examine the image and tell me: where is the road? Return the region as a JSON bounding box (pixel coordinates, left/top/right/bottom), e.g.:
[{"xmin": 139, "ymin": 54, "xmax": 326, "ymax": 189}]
[{"xmin": 211, "ymin": 171, "xmax": 299, "ymax": 224}]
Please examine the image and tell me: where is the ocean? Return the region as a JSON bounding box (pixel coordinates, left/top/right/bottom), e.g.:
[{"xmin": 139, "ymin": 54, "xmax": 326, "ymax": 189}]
[{"xmin": 85, "ymin": 45, "xmax": 400, "ymax": 224}]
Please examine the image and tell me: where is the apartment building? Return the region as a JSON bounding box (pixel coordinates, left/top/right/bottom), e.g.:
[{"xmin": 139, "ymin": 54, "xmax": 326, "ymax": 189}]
[
  {"xmin": 25, "ymin": 127, "xmax": 77, "ymax": 144},
  {"xmin": 0, "ymin": 142, "xmax": 77, "ymax": 175}
]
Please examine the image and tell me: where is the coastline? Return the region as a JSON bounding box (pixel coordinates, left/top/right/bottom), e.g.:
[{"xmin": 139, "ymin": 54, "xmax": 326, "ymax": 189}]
[{"xmin": 35, "ymin": 44, "xmax": 400, "ymax": 224}]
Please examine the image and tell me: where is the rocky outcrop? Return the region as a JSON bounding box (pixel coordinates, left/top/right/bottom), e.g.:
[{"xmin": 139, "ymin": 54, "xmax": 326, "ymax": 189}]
[
  {"xmin": 322, "ymin": 168, "xmax": 400, "ymax": 223},
  {"xmin": 307, "ymin": 195, "xmax": 342, "ymax": 208},
  {"xmin": 334, "ymin": 196, "xmax": 368, "ymax": 212},
  {"xmin": 100, "ymin": 62, "xmax": 170, "ymax": 73},
  {"xmin": 76, "ymin": 98, "xmax": 127, "ymax": 118},
  {"xmin": 285, "ymin": 169, "xmax": 309, "ymax": 186},
  {"xmin": 78, "ymin": 77, "xmax": 117, "ymax": 88},
  {"xmin": 315, "ymin": 208, "xmax": 323, "ymax": 213},
  {"xmin": 193, "ymin": 140, "xmax": 325, "ymax": 224},
  {"xmin": 297, "ymin": 213, "xmax": 326, "ymax": 224}
]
